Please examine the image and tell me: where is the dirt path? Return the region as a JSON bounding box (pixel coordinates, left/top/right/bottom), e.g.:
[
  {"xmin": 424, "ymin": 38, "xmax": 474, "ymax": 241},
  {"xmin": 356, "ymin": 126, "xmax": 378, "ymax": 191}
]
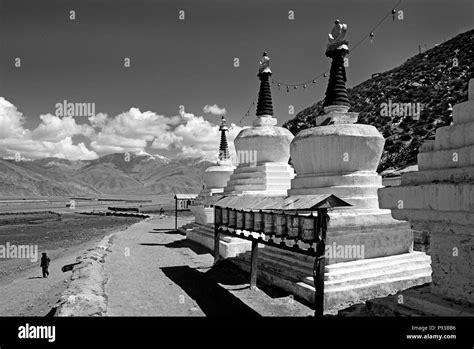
[
  {"xmin": 0, "ymin": 238, "xmax": 101, "ymax": 316},
  {"xmin": 0, "ymin": 224, "xmax": 135, "ymax": 317},
  {"xmin": 104, "ymin": 216, "xmax": 313, "ymax": 317}
]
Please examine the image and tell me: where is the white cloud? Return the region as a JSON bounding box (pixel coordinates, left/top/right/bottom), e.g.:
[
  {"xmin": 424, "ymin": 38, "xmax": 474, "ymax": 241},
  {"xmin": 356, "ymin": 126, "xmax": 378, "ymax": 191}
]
[
  {"xmin": 89, "ymin": 107, "xmax": 179, "ymax": 154},
  {"xmin": 32, "ymin": 114, "xmax": 94, "ymax": 142},
  {"xmin": 151, "ymin": 111, "xmax": 242, "ymax": 161},
  {"xmin": 0, "ymin": 98, "xmax": 241, "ymax": 162},
  {"xmin": 0, "ymin": 97, "xmax": 30, "ymax": 139},
  {"xmin": 0, "ymin": 97, "xmax": 98, "ymax": 160},
  {"xmin": 203, "ymin": 104, "xmax": 226, "ymax": 116}
]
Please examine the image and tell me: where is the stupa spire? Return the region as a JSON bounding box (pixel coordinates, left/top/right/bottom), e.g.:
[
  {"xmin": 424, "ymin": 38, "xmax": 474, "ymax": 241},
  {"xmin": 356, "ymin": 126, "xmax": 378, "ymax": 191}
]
[
  {"xmin": 323, "ymin": 20, "xmax": 350, "ymax": 109},
  {"xmin": 256, "ymin": 51, "xmax": 274, "ymax": 117},
  {"xmin": 218, "ymin": 116, "xmax": 230, "ymax": 162}
]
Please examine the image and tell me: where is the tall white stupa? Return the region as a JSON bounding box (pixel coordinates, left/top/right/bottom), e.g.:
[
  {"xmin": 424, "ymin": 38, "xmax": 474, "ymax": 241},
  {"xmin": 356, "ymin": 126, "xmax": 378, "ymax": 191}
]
[{"xmin": 223, "ymin": 52, "xmax": 295, "ymax": 196}]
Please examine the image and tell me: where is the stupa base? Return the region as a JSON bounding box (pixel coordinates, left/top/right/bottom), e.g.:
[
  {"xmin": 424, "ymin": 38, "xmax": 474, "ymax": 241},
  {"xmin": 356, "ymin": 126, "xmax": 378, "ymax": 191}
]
[
  {"xmin": 180, "ymin": 222, "xmax": 251, "ymax": 259},
  {"xmin": 230, "ymin": 249, "xmax": 431, "ymax": 314},
  {"xmin": 223, "ymin": 162, "xmax": 294, "ymax": 196}
]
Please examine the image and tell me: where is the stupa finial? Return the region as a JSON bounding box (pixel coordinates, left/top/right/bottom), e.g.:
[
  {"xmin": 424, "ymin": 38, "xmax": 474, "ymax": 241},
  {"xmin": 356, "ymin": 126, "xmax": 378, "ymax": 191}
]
[
  {"xmin": 258, "ymin": 51, "xmax": 272, "ymax": 75},
  {"xmin": 327, "ymin": 19, "xmax": 349, "ymax": 54},
  {"xmin": 219, "ymin": 115, "xmax": 229, "ymax": 132},
  {"xmin": 323, "ymin": 19, "xmax": 350, "ymax": 111},
  {"xmin": 256, "ymin": 51, "xmax": 274, "ymax": 117},
  {"xmin": 218, "ymin": 116, "xmax": 230, "ymax": 162}
]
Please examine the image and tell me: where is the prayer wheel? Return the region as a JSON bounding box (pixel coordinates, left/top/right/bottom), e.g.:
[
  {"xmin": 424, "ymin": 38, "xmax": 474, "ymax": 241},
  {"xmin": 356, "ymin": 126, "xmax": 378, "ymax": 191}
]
[
  {"xmin": 236, "ymin": 210, "xmax": 244, "ymax": 230},
  {"xmin": 274, "ymin": 213, "xmax": 287, "ymax": 237},
  {"xmin": 253, "ymin": 211, "xmax": 264, "ymax": 232},
  {"xmin": 299, "ymin": 215, "xmax": 316, "ymax": 242},
  {"xmin": 244, "ymin": 211, "xmax": 254, "ymax": 230}
]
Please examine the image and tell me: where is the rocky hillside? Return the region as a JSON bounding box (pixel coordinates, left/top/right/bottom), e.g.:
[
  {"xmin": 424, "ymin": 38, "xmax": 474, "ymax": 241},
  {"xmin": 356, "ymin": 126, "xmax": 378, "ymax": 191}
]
[
  {"xmin": 284, "ymin": 29, "xmax": 473, "ymax": 172},
  {"xmin": 0, "ymin": 152, "xmax": 213, "ymax": 197}
]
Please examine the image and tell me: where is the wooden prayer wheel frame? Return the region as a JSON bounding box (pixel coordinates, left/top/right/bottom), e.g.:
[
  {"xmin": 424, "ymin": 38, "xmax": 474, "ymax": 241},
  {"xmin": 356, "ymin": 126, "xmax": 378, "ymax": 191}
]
[{"xmin": 214, "ymin": 206, "xmax": 330, "ymax": 317}]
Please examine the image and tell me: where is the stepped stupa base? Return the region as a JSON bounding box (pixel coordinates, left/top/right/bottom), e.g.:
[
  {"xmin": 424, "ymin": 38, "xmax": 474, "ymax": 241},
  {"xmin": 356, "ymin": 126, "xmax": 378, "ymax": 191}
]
[
  {"xmin": 288, "ymin": 171, "xmax": 383, "ymax": 209},
  {"xmin": 223, "ymin": 162, "xmax": 294, "ymax": 196},
  {"xmin": 230, "ymin": 248, "xmax": 431, "ymax": 314},
  {"xmin": 379, "ymin": 80, "xmax": 474, "ymax": 305}
]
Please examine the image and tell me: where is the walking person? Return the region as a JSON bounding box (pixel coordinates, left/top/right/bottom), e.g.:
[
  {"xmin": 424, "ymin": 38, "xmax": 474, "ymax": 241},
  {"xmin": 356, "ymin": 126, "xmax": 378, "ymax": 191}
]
[{"xmin": 40, "ymin": 252, "xmax": 51, "ymax": 278}]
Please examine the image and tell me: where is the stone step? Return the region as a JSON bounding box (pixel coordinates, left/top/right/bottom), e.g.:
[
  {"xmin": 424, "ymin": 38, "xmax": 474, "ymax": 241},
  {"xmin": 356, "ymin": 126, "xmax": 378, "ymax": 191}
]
[
  {"xmin": 249, "ymin": 246, "xmax": 430, "ymax": 286},
  {"xmin": 453, "ymin": 99, "xmax": 474, "ymax": 125},
  {"xmin": 418, "ymin": 143, "xmax": 474, "ymax": 171},
  {"xmin": 227, "ymin": 177, "xmax": 266, "ymax": 185},
  {"xmin": 291, "ymin": 173, "xmax": 382, "ymax": 188},
  {"xmin": 325, "ymin": 251, "xmax": 427, "ymax": 272},
  {"xmin": 227, "ymin": 176, "xmax": 293, "ymax": 186},
  {"xmin": 304, "ymin": 263, "xmax": 431, "ymax": 289},
  {"xmin": 323, "ymin": 272, "xmax": 432, "ymax": 310},
  {"xmin": 287, "ymin": 189, "xmax": 380, "ymax": 209},
  {"xmin": 224, "ymin": 183, "xmax": 291, "ymax": 193},
  {"xmin": 230, "ymin": 171, "xmax": 293, "ymax": 180},
  {"xmin": 378, "ymin": 182, "xmax": 473, "ymax": 212},
  {"xmin": 233, "ymin": 163, "xmax": 293, "ymax": 174},
  {"xmin": 288, "ymin": 185, "xmax": 380, "ymax": 197},
  {"xmin": 229, "ymin": 251, "xmax": 432, "ymax": 313},
  {"xmin": 400, "ymin": 165, "xmax": 474, "ymax": 186},
  {"xmin": 434, "ymin": 120, "xmax": 474, "ymax": 151}
]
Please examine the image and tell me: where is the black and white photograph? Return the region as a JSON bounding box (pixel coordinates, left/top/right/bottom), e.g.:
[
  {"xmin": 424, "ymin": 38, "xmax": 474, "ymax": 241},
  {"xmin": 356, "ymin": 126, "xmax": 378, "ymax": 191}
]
[{"xmin": 0, "ymin": 0, "xmax": 472, "ymax": 346}]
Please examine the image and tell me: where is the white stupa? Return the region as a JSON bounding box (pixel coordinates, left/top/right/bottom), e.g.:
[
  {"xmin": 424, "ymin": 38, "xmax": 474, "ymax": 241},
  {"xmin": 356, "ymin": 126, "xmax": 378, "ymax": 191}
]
[
  {"xmin": 223, "ymin": 52, "xmax": 295, "ymax": 196},
  {"xmin": 190, "ymin": 116, "xmax": 235, "ymax": 225}
]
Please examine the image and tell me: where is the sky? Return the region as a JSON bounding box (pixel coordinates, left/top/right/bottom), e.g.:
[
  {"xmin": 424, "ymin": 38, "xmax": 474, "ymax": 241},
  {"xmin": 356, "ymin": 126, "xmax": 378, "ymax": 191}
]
[{"xmin": 0, "ymin": 0, "xmax": 472, "ymax": 161}]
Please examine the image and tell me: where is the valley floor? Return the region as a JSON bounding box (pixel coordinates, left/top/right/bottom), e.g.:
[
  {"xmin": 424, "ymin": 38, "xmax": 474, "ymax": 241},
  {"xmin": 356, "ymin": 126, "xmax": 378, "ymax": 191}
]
[{"xmin": 0, "ymin": 214, "xmax": 141, "ymax": 316}]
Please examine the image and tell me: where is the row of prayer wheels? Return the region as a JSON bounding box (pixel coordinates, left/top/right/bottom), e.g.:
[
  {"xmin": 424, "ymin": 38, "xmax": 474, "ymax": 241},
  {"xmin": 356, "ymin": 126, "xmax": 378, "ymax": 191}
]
[{"xmin": 215, "ymin": 207, "xmax": 320, "ymax": 243}]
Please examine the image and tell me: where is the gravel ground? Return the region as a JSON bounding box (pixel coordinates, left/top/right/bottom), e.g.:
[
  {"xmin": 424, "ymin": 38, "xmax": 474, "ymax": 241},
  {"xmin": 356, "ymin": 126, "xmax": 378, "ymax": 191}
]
[{"xmin": 104, "ymin": 215, "xmax": 313, "ymax": 317}]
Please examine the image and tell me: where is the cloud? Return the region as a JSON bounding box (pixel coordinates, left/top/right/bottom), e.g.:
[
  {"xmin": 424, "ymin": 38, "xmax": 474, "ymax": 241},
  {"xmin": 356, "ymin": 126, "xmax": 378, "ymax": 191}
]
[
  {"xmin": 89, "ymin": 107, "xmax": 180, "ymax": 154},
  {"xmin": 32, "ymin": 114, "xmax": 95, "ymax": 142},
  {"xmin": 203, "ymin": 104, "xmax": 226, "ymax": 116},
  {"xmin": 0, "ymin": 97, "xmax": 98, "ymax": 160},
  {"xmin": 0, "ymin": 97, "xmax": 30, "ymax": 139},
  {"xmin": 151, "ymin": 111, "xmax": 242, "ymax": 161},
  {"xmin": 0, "ymin": 98, "xmax": 240, "ymax": 162}
]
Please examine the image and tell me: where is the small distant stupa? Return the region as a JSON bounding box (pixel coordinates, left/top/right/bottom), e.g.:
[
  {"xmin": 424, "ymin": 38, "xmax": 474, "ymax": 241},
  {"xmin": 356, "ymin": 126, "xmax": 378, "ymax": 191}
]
[
  {"xmin": 217, "ymin": 116, "xmax": 231, "ymax": 164},
  {"xmin": 188, "ymin": 115, "xmax": 235, "ymax": 225}
]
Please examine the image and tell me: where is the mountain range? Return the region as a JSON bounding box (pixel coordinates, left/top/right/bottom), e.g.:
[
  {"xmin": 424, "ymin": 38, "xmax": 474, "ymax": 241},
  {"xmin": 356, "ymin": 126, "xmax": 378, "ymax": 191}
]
[
  {"xmin": 284, "ymin": 29, "xmax": 473, "ymax": 172},
  {"xmin": 0, "ymin": 152, "xmax": 213, "ymax": 197}
]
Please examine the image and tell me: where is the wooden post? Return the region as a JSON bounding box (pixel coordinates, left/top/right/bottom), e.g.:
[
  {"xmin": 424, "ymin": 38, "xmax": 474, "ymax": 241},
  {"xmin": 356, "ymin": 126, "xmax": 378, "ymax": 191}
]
[
  {"xmin": 250, "ymin": 240, "xmax": 259, "ymax": 289},
  {"xmin": 314, "ymin": 208, "xmax": 328, "ymax": 316},
  {"xmin": 175, "ymin": 198, "xmax": 178, "ymax": 231},
  {"xmin": 214, "ymin": 206, "xmax": 221, "ymax": 264}
]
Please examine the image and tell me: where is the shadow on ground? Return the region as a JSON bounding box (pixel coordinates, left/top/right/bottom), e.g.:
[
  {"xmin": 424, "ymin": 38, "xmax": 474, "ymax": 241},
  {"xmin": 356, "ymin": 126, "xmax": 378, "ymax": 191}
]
[
  {"xmin": 161, "ymin": 263, "xmax": 262, "ymax": 318},
  {"xmin": 140, "ymin": 238, "xmax": 210, "ymax": 255}
]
